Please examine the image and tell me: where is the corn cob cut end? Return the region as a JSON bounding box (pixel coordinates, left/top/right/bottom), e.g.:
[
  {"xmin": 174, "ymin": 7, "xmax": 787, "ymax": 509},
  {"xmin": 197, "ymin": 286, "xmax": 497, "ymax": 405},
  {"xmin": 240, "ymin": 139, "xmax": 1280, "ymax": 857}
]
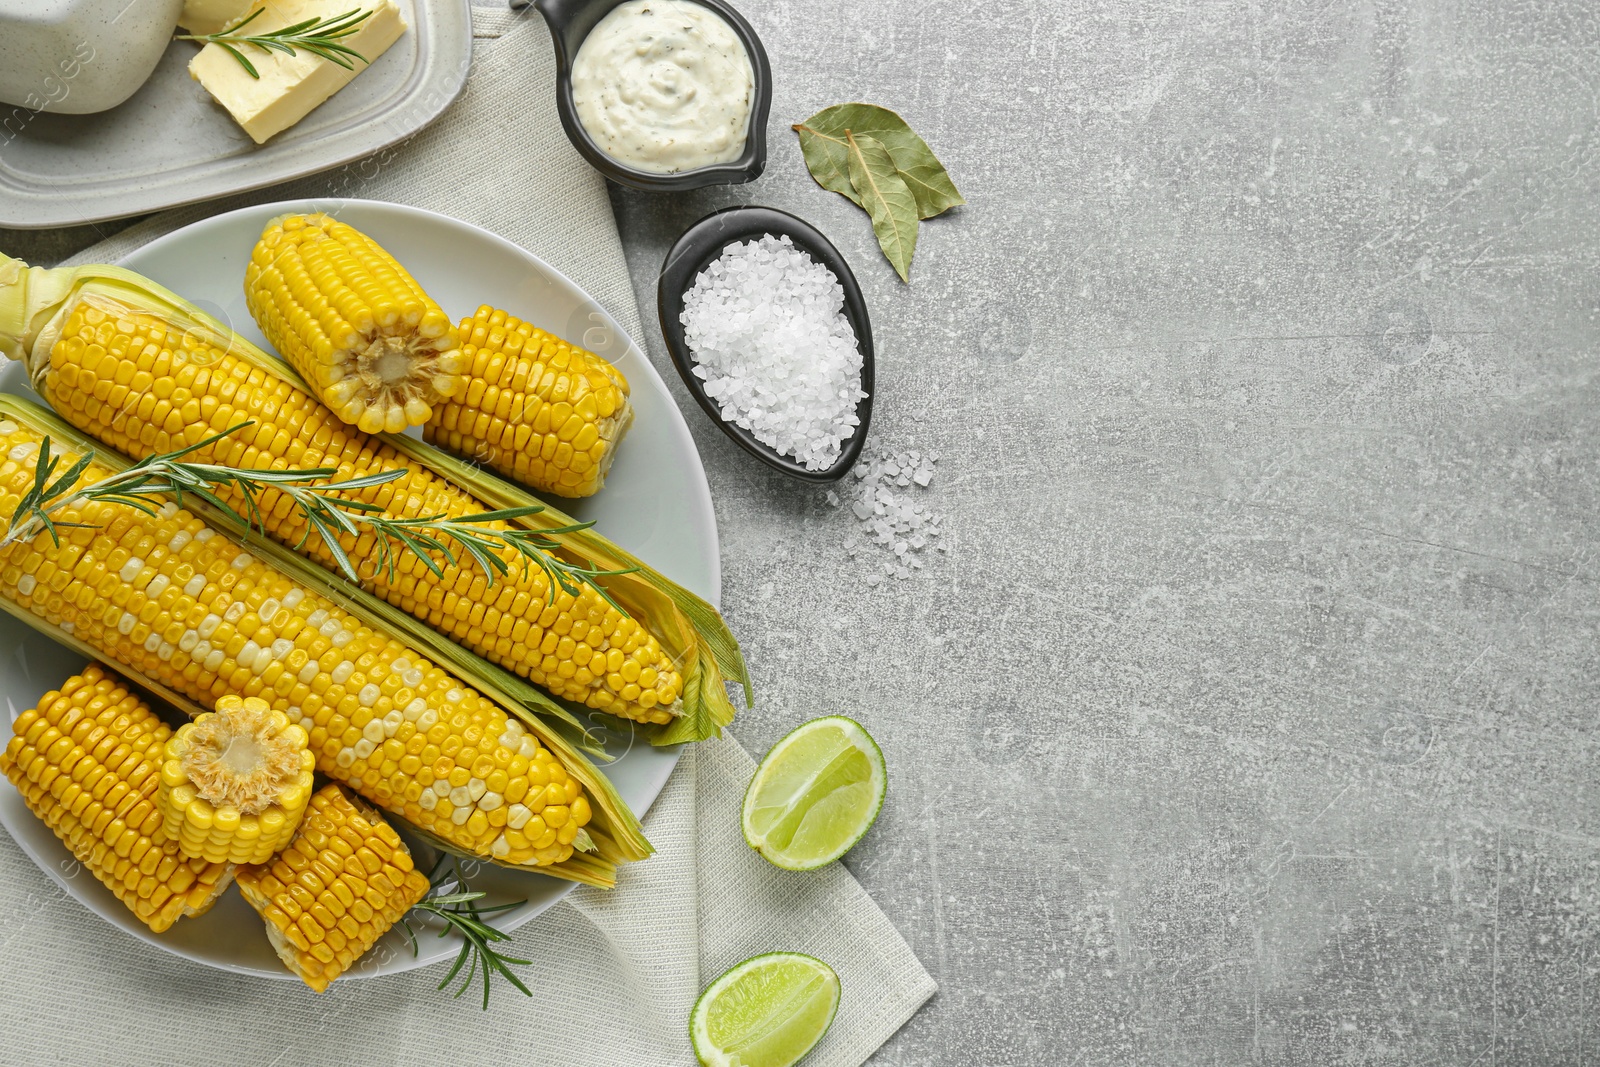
[
  {"xmin": 424, "ymin": 305, "xmax": 634, "ymax": 499},
  {"xmin": 245, "ymin": 213, "xmax": 464, "ymax": 434},
  {"xmin": 0, "ymin": 664, "xmax": 236, "ymax": 932},
  {"xmin": 236, "ymin": 784, "xmax": 431, "ymax": 993},
  {"xmin": 159, "ymin": 695, "xmax": 316, "ymax": 865}
]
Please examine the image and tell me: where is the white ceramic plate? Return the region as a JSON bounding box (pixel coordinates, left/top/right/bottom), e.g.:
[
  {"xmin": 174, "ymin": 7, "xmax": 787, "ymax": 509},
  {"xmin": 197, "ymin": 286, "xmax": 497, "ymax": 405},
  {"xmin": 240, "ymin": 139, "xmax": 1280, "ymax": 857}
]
[
  {"xmin": 0, "ymin": 198, "xmax": 716, "ymax": 980},
  {"xmin": 0, "ymin": 0, "xmax": 471, "ymax": 229}
]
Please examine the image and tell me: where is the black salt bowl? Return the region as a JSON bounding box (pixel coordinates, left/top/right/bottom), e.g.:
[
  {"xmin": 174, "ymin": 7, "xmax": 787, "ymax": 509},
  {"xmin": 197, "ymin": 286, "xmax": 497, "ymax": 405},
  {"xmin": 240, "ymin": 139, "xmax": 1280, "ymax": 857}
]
[{"xmin": 657, "ymin": 205, "xmax": 875, "ymax": 483}]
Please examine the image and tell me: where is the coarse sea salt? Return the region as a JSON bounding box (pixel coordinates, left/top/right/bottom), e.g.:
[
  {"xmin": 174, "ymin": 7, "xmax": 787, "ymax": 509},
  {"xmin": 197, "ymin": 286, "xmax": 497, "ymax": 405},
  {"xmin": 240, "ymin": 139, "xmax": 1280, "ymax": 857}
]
[
  {"xmin": 833, "ymin": 448, "xmax": 947, "ymax": 585},
  {"xmin": 680, "ymin": 234, "xmax": 868, "ymax": 471}
]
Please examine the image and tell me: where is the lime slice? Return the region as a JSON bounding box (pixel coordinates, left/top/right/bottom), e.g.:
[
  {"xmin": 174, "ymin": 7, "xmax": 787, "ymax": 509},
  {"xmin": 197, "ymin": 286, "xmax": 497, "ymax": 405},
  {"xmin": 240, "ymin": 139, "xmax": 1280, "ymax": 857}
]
[
  {"xmin": 742, "ymin": 715, "xmax": 886, "ymax": 871},
  {"xmin": 691, "ymin": 952, "xmax": 841, "ymax": 1067}
]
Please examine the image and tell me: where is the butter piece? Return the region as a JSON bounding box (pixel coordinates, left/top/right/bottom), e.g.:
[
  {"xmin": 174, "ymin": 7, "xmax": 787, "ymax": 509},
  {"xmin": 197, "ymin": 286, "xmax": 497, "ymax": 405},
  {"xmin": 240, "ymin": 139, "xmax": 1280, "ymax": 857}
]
[
  {"xmin": 189, "ymin": 0, "xmax": 406, "ymax": 144},
  {"xmin": 178, "ymin": 0, "xmax": 255, "ymax": 36}
]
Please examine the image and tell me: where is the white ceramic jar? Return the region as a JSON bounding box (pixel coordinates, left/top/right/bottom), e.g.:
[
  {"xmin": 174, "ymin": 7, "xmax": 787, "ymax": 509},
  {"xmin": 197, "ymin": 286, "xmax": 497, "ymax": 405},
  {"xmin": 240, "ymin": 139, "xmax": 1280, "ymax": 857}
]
[{"xmin": 0, "ymin": 0, "xmax": 183, "ymax": 115}]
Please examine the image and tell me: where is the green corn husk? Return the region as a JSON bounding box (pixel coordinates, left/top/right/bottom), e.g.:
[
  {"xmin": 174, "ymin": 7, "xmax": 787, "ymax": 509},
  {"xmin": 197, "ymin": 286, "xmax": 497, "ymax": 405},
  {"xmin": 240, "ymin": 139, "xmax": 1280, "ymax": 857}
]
[
  {"xmin": 1, "ymin": 252, "xmax": 749, "ymax": 745},
  {"xmin": 0, "ymin": 394, "xmax": 650, "ymax": 887}
]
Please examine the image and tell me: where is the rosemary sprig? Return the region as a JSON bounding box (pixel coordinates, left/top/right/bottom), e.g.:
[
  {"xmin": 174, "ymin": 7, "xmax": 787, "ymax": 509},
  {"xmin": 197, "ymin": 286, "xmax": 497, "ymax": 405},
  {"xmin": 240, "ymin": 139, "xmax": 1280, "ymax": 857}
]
[
  {"xmin": 0, "ymin": 425, "xmax": 635, "ymax": 612},
  {"xmin": 402, "ymin": 858, "xmax": 533, "ymax": 1009},
  {"xmin": 175, "ymin": 7, "xmax": 374, "ymax": 80},
  {"xmin": 281, "ymin": 485, "xmax": 632, "ymax": 613}
]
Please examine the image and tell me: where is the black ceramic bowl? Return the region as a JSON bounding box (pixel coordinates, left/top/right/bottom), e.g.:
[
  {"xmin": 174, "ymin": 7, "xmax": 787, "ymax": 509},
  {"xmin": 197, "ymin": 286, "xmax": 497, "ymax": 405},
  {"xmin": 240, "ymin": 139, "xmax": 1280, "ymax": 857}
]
[
  {"xmin": 531, "ymin": 0, "xmax": 772, "ymax": 192},
  {"xmin": 658, "ymin": 206, "xmax": 875, "ymax": 483}
]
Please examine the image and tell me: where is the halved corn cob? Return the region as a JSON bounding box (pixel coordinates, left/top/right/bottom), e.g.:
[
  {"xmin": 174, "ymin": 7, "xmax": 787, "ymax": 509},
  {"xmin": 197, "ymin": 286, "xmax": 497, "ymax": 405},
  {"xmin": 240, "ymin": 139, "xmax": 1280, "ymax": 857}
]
[
  {"xmin": 425, "ymin": 306, "xmax": 634, "ymax": 498},
  {"xmin": 0, "ymin": 664, "xmax": 235, "ymax": 932},
  {"xmin": 0, "ymin": 252, "xmax": 745, "ymax": 742},
  {"xmin": 245, "ymin": 214, "xmax": 464, "ymax": 434},
  {"xmin": 236, "ymin": 783, "xmax": 431, "ymax": 992},
  {"xmin": 0, "ymin": 402, "xmax": 615, "ymax": 878},
  {"xmin": 158, "ymin": 695, "xmax": 316, "ymax": 864}
]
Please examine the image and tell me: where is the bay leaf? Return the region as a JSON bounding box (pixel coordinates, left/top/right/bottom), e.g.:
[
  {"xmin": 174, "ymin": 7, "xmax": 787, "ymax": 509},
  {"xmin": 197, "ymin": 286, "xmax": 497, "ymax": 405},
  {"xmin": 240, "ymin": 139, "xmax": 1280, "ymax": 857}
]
[
  {"xmin": 847, "ymin": 131, "xmax": 920, "ymax": 282},
  {"xmin": 796, "ymin": 103, "xmax": 964, "ymax": 219},
  {"xmin": 795, "ymin": 124, "xmax": 863, "ymax": 210}
]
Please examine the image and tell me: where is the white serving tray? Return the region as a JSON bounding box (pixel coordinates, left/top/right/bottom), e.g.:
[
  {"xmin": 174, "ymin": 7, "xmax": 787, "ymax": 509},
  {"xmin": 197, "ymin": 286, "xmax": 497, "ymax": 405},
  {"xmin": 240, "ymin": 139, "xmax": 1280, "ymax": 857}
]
[{"xmin": 0, "ymin": 0, "xmax": 471, "ymax": 229}]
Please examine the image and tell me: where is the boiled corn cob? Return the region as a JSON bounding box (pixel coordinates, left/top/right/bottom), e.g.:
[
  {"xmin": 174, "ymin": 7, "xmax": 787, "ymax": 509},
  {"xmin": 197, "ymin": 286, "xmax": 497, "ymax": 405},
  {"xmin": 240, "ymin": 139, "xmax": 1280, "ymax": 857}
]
[
  {"xmin": 425, "ymin": 306, "xmax": 634, "ymax": 498},
  {"xmin": 236, "ymin": 783, "xmax": 431, "ymax": 992},
  {"xmin": 407, "ymin": 428, "xmax": 751, "ymax": 748},
  {"xmin": 0, "ymin": 414, "xmax": 597, "ymax": 871},
  {"xmin": 0, "ymin": 664, "xmax": 235, "ymax": 932},
  {"xmin": 0, "ymin": 256, "xmax": 718, "ymax": 735},
  {"xmin": 159, "ymin": 695, "xmax": 316, "ymax": 864},
  {"xmin": 245, "ymin": 214, "xmax": 463, "ymax": 434}
]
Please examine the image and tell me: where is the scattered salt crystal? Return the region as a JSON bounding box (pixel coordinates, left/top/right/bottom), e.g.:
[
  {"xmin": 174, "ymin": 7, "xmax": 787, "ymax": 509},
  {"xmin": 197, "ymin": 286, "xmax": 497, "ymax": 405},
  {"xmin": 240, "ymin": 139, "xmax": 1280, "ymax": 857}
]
[
  {"xmin": 842, "ymin": 446, "xmax": 948, "ymax": 586},
  {"xmin": 825, "ymin": 490, "xmax": 840, "ymax": 507},
  {"xmin": 681, "ymin": 234, "xmax": 868, "ymax": 471}
]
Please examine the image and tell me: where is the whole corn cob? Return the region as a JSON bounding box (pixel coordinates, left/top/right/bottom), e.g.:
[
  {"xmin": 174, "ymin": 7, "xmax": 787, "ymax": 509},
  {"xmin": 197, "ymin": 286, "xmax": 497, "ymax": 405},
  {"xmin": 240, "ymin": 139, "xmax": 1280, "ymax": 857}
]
[
  {"xmin": 425, "ymin": 306, "xmax": 634, "ymax": 499},
  {"xmin": 0, "ymin": 254, "xmax": 736, "ymax": 738},
  {"xmin": 245, "ymin": 214, "xmax": 464, "ymax": 434},
  {"xmin": 0, "ymin": 408, "xmax": 603, "ymax": 873},
  {"xmin": 0, "ymin": 664, "xmax": 235, "ymax": 932},
  {"xmin": 236, "ymin": 783, "xmax": 431, "ymax": 992},
  {"xmin": 159, "ymin": 695, "xmax": 316, "ymax": 864}
]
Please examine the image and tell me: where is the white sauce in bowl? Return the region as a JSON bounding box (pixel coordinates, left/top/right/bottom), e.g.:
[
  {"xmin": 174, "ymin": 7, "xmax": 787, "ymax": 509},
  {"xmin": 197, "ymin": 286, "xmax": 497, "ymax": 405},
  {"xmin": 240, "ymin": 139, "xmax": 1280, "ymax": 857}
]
[{"xmin": 571, "ymin": 0, "xmax": 754, "ymax": 174}]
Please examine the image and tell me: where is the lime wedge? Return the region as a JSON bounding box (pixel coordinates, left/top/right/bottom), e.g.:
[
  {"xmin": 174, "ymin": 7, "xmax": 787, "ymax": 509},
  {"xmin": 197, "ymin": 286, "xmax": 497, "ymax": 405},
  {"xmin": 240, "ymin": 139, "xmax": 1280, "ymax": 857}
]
[
  {"xmin": 691, "ymin": 952, "xmax": 841, "ymax": 1067},
  {"xmin": 742, "ymin": 716, "xmax": 886, "ymax": 871}
]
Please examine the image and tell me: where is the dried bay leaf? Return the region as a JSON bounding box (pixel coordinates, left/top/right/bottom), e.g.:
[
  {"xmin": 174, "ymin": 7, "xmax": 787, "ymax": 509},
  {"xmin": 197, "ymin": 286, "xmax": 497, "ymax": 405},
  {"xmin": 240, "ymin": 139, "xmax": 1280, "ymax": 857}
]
[
  {"xmin": 795, "ymin": 103, "xmax": 964, "ymax": 219},
  {"xmin": 795, "ymin": 123, "xmax": 864, "ymax": 209},
  {"xmin": 847, "ymin": 131, "xmax": 919, "ymax": 282}
]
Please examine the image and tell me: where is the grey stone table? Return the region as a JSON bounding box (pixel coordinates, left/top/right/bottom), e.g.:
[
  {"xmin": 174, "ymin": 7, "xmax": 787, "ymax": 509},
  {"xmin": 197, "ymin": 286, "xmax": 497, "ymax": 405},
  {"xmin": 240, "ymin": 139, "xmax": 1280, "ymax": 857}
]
[
  {"xmin": 6, "ymin": 1, "xmax": 1598, "ymax": 1063},
  {"xmin": 610, "ymin": 2, "xmax": 1600, "ymax": 1063}
]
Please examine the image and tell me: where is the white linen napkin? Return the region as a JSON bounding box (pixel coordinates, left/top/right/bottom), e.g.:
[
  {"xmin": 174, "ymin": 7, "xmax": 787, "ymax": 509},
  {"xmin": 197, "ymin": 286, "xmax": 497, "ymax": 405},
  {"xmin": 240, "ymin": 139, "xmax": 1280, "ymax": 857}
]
[{"xmin": 0, "ymin": 6, "xmax": 936, "ymax": 1064}]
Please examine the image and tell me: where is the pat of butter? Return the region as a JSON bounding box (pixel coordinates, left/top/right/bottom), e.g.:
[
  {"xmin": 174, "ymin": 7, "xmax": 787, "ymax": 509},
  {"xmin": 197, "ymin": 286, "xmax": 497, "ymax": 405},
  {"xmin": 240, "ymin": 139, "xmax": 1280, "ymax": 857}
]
[
  {"xmin": 189, "ymin": 0, "xmax": 406, "ymax": 144},
  {"xmin": 178, "ymin": 0, "xmax": 255, "ymax": 36}
]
